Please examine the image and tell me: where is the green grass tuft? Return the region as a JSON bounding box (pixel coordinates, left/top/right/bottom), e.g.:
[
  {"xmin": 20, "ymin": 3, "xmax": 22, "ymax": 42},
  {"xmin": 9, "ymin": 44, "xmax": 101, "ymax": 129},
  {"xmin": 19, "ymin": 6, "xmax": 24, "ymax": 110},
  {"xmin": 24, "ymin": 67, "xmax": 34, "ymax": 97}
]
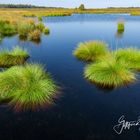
[
  {"xmin": 84, "ymin": 56, "xmax": 136, "ymax": 88},
  {"xmin": 0, "ymin": 64, "xmax": 58, "ymax": 111},
  {"xmin": 18, "ymin": 23, "xmax": 35, "ymax": 38},
  {"xmin": 117, "ymin": 22, "xmax": 125, "ymax": 32},
  {"xmin": 73, "ymin": 41, "xmax": 109, "ymax": 61},
  {"xmin": 0, "ymin": 46, "xmax": 29, "ymax": 67},
  {"xmin": 115, "ymin": 48, "xmax": 140, "ymax": 70},
  {"xmin": 0, "ymin": 21, "xmax": 17, "ymax": 36},
  {"xmin": 36, "ymin": 22, "xmax": 45, "ymax": 32},
  {"xmin": 43, "ymin": 28, "xmax": 50, "ymax": 35}
]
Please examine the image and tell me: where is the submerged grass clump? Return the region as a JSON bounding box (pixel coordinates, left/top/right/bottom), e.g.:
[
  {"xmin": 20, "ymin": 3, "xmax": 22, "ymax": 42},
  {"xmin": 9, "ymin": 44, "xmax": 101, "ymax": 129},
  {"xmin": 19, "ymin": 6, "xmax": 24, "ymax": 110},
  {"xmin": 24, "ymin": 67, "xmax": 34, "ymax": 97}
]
[
  {"xmin": 0, "ymin": 64, "xmax": 58, "ymax": 111},
  {"xmin": 115, "ymin": 48, "xmax": 140, "ymax": 70},
  {"xmin": 117, "ymin": 22, "xmax": 125, "ymax": 32},
  {"xmin": 84, "ymin": 57, "xmax": 136, "ymax": 88},
  {"xmin": 0, "ymin": 46, "xmax": 29, "ymax": 67},
  {"xmin": 73, "ymin": 41, "xmax": 108, "ymax": 61}
]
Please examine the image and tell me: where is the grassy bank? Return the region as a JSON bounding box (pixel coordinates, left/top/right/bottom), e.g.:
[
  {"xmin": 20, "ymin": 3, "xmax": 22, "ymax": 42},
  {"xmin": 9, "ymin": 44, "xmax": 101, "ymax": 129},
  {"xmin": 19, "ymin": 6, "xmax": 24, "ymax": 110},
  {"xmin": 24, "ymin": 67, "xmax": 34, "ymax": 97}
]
[{"xmin": 0, "ymin": 7, "xmax": 140, "ymax": 18}]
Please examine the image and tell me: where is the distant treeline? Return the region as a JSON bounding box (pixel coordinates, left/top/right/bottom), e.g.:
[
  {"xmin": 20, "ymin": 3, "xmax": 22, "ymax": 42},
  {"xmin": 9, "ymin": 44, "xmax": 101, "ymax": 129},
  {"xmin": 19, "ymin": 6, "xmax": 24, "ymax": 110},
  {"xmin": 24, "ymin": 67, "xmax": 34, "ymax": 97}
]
[
  {"xmin": 0, "ymin": 4, "xmax": 46, "ymax": 8},
  {"xmin": 0, "ymin": 4, "xmax": 140, "ymax": 10}
]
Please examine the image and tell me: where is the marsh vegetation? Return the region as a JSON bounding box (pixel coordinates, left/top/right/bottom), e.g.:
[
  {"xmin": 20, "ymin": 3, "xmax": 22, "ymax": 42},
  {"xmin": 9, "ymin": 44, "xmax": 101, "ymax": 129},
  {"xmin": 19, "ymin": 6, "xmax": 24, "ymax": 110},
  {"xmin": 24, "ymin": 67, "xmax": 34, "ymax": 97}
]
[
  {"xmin": 44, "ymin": 27, "xmax": 50, "ymax": 35},
  {"xmin": 117, "ymin": 21, "xmax": 125, "ymax": 33},
  {"xmin": 0, "ymin": 10, "xmax": 139, "ymax": 139},
  {"xmin": 0, "ymin": 7, "xmax": 140, "ymax": 17},
  {"xmin": 0, "ymin": 12, "xmax": 49, "ymax": 43},
  {"xmin": 73, "ymin": 41, "xmax": 108, "ymax": 61},
  {"xmin": 0, "ymin": 46, "xmax": 29, "ymax": 67},
  {"xmin": 115, "ymin": 48, "xmax": 140, "ymax": 70},
  {"xmin": 0, "ymin": 64, "xmax": 58, "ymax": 111},
  {"xmin": 28, "ymin": 29, "xmax": 41, "ymax": 41},
  {"xmin": 0, "ymin": 10, "xmax": 139, "ymax": 110},
  {"xmin": 74, "ymin": 40, "xmax": 140, "ymax": 88},
  {"xmin": 84, "ymin": 56, "xmax": 136, "ymax": 88}
]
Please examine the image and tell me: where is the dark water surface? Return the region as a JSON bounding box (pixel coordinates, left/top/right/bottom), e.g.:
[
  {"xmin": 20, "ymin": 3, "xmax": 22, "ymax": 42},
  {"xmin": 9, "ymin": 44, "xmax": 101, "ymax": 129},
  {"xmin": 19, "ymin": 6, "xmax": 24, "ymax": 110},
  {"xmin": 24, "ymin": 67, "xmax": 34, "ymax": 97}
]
[{"xmin": 0, "ymin": 14, "xmax": 140, "ymax": 140}]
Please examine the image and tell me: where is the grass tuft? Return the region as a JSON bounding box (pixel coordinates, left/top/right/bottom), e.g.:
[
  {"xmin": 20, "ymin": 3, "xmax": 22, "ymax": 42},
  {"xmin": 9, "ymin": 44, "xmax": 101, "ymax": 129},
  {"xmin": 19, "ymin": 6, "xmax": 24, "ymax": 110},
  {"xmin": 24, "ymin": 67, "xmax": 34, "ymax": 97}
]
[
  {"xmin": 0, "ymin": 64, "xmax": 58, "ymax": 111},
  {"xmin": 0, "ymin": 21, "xmax": 17, "ymax": 36},
  {"xmin": 18, "ymin": 23, "xmax": 35, "ymax": 38},
  {"xmin": 38, "ymin": 16, "xmax": 43, "ymax": 22},
  {"xmin": 117, "ymin": 22, "xmax": 125, "ymax": 32},
  {"xmin": 0, "ymin": 46, "xmax": 29, "ymax": 67},
  {"xmin": 73, "ymin": 41, "xmax": 109, "ymax": 61},
  {"xmin": 84, "ymin": 56, "xmax": 136, "ymax": 88},
  {"xmin": 36, "ymin": 22, "xmax": 45, "ymax": 32},
  {"xmin": 43, "ymin": 28, "xmax": 50, "ymax": 35},
  {"xmin": 28, "ymin": 29, "xmax": 41, "ymax": 41},
  {"xmin": 115, "ymin": 48, "xmax": 140, "ymax": 70}
]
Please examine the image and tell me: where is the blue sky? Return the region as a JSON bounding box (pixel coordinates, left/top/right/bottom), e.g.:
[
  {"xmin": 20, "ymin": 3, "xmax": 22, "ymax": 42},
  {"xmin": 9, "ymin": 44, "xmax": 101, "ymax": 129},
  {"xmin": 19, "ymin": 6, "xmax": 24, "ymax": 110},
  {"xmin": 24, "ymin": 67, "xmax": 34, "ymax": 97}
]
[{"xmin": 0, "ymin": 0, "xmax": 140, "ymax": 8}]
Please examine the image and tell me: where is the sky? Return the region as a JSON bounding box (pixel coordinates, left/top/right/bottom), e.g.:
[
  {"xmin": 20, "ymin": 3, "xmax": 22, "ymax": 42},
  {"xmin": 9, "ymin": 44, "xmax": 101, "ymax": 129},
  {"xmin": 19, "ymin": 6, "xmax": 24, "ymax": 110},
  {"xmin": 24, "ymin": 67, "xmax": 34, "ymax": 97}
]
[{"xmin": 0, "ymin": 0, "xmax": 140, "ymax": 8}]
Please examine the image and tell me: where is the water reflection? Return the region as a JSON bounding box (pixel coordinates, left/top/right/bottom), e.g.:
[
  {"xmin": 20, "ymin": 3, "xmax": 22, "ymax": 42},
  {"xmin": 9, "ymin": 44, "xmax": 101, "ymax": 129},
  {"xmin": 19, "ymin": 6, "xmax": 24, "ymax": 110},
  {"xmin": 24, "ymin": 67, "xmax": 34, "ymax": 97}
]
[
  {"xmin": 31, "ymin": 38, "xmax": 41, "ymax": 45},
  {"xmin": 19, "ymin": 35, "xmax": 28, "ymax": 42},
  {"xmin": 115, "ymin": 30, "xmax": 124, "ymax": 39}
]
